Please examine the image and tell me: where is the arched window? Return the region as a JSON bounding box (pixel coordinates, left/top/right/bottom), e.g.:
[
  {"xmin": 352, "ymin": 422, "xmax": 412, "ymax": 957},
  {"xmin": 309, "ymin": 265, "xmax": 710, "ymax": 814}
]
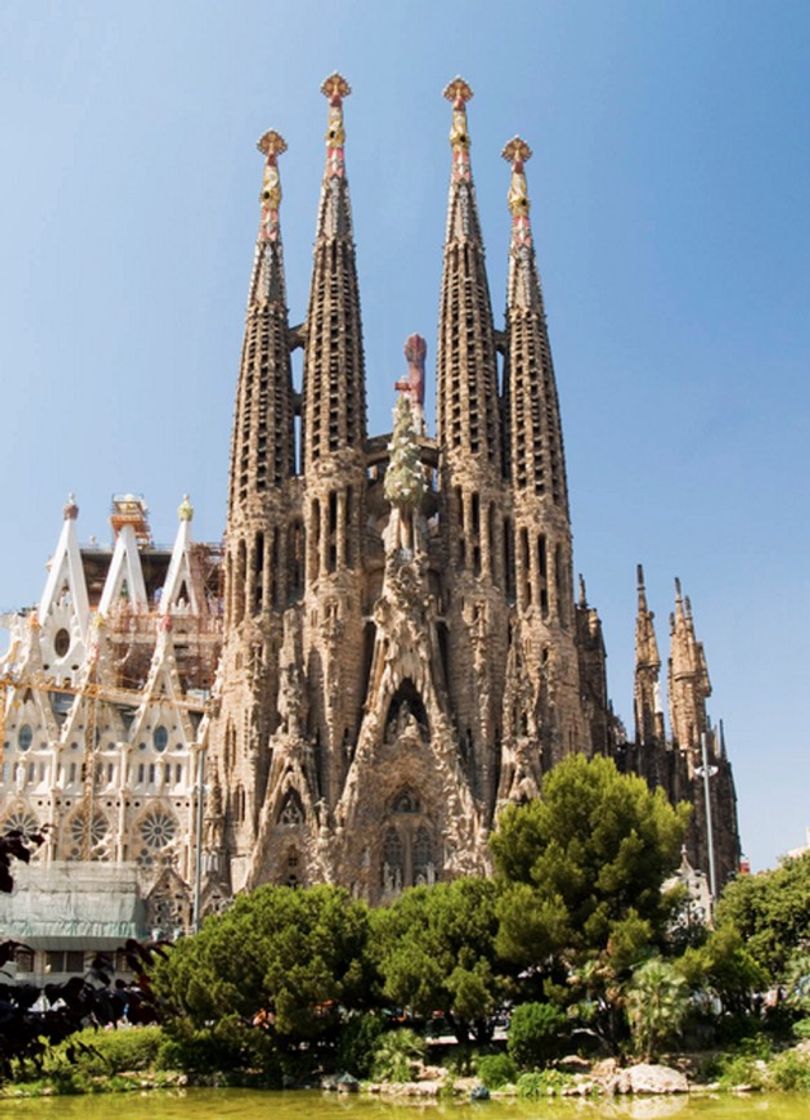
[
  {"xmin": 381, "ymin": 828, "xmax": 404, "ymax": 892},
  {"xmin": 413, "ymin": 827, "xmax": 434, "ymax": 884}
]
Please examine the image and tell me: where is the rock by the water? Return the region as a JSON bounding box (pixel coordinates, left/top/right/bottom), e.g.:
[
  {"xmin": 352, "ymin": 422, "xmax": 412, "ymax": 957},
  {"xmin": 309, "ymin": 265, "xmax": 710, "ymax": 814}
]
[{"xmin": 627, "ymin": 1064, "xmax": 689, "ymax": 1094}]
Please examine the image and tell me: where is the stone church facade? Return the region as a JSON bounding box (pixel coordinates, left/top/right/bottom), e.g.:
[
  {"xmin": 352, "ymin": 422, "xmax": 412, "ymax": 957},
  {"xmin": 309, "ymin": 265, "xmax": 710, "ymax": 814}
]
[{"xmin": 0, "ymin": 75, "xmax": 740, "ymax": 922}]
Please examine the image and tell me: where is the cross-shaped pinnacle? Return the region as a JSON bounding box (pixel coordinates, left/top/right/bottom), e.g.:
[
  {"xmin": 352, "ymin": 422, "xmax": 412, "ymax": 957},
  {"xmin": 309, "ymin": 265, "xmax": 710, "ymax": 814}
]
[
  {"xmin": 502, "ymin": 135, "xmax": 533, "ymax": 166},
  {"xmin": 321, "ymin": 72, "xmax": 351, "ymax": 102},
  {"xmin": 443, "ymin": 76, "xmax": 473, "ymax": 106},
  {"xmin": 257, "ymin": 129, "xmax": 288, "ymax": 158}
]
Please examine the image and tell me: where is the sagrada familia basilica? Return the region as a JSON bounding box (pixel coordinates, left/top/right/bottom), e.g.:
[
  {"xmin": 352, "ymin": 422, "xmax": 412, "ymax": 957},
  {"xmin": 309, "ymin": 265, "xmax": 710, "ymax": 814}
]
[{"xmin": 0, "ymin": 76, "xmax": 740, "ymax": 934}]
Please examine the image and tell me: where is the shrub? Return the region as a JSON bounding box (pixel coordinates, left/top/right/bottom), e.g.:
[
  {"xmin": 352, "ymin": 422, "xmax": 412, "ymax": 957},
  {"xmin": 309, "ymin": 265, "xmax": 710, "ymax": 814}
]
[
  {"xmin": 793, "ymin": 1018, "xmax": 810, "ymax": 1040},
  {"xmin": 768, "ymin": 1049, "xmax": 810, "ymax": 1092},
  {"xmin": 442, "ymin": 1042, "xmax": 475, "ymax": 1076},
  {"xmin": 516, "ymin": 1069, "xmax": 571, "ymax": 1098},
  {"xmin": 155, "ymin": 1015, "xmax": 279, "ymax": 1080},
  {"xmin": 370, "ymin": 1028, "xmax": 426, "ymax": 1082},
  {"xmin": 507, "ymin": 1002, "xmax": 567, "ymax": 1069},
  {"xmin": 716, "ymin": 1045, "xmax": 769, "ymax": 1092},
  {"xmin": 476, "ymin": 1052, "xmax": 517, "ymax": 1088},
  {"xmin": 40, "ymin": 1025, "xmax": 163, "ymax": 1077},
  {"xmin": 335, "ymin": 1013, "xmax": 384, "ymax": 1078}
]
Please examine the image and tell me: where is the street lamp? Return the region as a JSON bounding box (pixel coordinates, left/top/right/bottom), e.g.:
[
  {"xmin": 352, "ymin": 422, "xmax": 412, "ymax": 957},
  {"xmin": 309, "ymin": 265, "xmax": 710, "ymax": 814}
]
[
  {"xmin": 694, "ymin": 730, "xmax": 719, "ymax": 908},
  {"xmin": 192, "ymin": 742, "xmax": 207, "ymax": 934}
]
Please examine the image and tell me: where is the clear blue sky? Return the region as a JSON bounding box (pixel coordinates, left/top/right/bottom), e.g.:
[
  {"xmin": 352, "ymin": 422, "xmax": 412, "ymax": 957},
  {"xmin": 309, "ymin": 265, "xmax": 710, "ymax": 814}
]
[{"xmin": 1, "ymin": 1, "xmax": 808, "ymax": 870}]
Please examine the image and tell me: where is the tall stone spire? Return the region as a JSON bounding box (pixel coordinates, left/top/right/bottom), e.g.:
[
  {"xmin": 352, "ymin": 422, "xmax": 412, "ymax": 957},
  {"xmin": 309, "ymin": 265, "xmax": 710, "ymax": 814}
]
[
  {"xmin": 433, "ymin": 80, "xmax": 510, "ymax": 820},
  {"xmin": 217, "ymin": 130, "xmax": 296, "ymax": 887},
  {"xmin": 668, "ymin": 577, "xmax": 712, "ymax": 754},
  {"xmin": 437, "ymin": 78, "xmax": 500, "ymax": 474},
  {"xmin": 298, "ymin": 75, "xmax": 368, "ymax": 810},
  {"xmin": 502, "ymin": 135, "xmax": 583, "ymax": 765},
  {"xmin": 302, "ymin": 73, "xmax": 367, "ymax": 470},
  {"xmin": 634, "ymin": 564, "xmax": 665, "ymax": 746},
  {"xmin": 228, "ymin": 130, "xmax": 295, "ymax": 524},
  {"xmin": 502, "ymin": 136, "xmax": 568, "ymax": 515}
]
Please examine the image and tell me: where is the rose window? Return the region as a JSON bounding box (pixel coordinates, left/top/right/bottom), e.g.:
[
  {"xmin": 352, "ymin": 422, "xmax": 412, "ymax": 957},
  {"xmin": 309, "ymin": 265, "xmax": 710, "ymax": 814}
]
[
  {"xmin": 69, "ymin": 811, "xmax": 109, "ymax": 848},
  {"xmin": 139, "ymin": 810, "xmax": 178, "ymax": 850},
  {"xmin": 68, "ymin": 811, "xmax": 110, "ymax": 860},
  {"xmin": 2, "ymin": 810, "xmax": 40, "ymax": 839}
]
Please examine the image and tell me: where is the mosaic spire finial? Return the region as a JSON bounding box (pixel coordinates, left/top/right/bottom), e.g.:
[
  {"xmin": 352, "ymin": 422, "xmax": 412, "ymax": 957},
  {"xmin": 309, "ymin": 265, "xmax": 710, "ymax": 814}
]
[
  {"xmin": 321, "ymin": 72, "xmax": 351, "ymax": 178},
  {"xmin": 64, "ymin": 493, "xmax": 79, "ymax": 520},
  {"xmin": 178, "ymin": 493, "xmax": 194, "ymax": 522},
  {"xmin": 502, "ymin": 135, "xmax": 534, "ymax": 249},
  {"xmin": 256, "ymin": 129, "xmax": 287, "ymax": 243},
  {"xmin": 443, "ymin": 76, "xmax": 474, "ymax": 182}
]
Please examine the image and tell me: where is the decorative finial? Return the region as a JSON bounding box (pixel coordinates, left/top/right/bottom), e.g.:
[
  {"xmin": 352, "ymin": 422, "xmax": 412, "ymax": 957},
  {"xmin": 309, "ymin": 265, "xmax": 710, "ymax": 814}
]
[
  {"xmin": 255, "ymin": 129, "xmax": 286, "ymax": 243},
  {"xmin": 321, "ymin": 72, "xmax": 351, "ymax": 178},
  {"xmin": 443, "ymin": 77, "xmax": 474, "ymax": 181},
  {"xmin": 578, "ymin": 573, "xmax": 588, "ymax": 609},
  {"xmin": 674, "ymin": 576, "xmax": 682, "ymax": 600},
  {"xmin": 636, "ymin": 563, "xmax": 645, "ymax": 591},
  {"xmin": 178, "ymin": 494, "xmax": 194, "ymax": 522},
  {"xmin": 502, "ymin": 135, "xmax": 534, "ymax": 247},
  {"xmin": 63, "ymin": 493, "xmax": 79, "ymax": 520}
]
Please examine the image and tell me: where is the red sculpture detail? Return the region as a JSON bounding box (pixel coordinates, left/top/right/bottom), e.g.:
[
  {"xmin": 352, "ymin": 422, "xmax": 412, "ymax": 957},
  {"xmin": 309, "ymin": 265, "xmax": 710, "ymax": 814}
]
[{"xmin": 395, "ymin": 334, "xmax": 426, "ymax": 411}]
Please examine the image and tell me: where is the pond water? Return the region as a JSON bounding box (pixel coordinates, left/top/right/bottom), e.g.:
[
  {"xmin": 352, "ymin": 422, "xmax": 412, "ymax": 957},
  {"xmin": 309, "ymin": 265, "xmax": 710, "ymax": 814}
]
[{"xmin": 1, "ymin": 1090, "xmax": 808, "ymax": 1120}]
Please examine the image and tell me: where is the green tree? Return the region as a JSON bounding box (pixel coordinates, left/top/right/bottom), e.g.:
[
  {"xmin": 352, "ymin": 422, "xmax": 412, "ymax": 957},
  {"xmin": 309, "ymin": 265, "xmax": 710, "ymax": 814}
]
[
  {"xmin": 491, "ymin": 755, "xmax": 689, "ymax": 968},
  {"xmin": 676, "ymin": 923, "xmax": 767, "ymax": 1015},
  {"xmin": 626, "ymin": 957, "xmax": 689, "ymax": 1060},
  {"xmin": 715, "ymin": 851, "xmax": 810, "ymax": 978},
  {"xmin": 370, "ymin": 877, "xmax": 507, "ymax": 1043},
  {"xmin": 152, "ymin": 883, "xmax": 375, "ymax": 1053}
]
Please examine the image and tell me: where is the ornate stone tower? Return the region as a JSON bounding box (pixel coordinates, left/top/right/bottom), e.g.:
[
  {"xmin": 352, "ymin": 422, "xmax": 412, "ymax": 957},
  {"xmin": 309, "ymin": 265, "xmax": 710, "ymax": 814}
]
[
  {"xmin": 217, "ymin": 128, "xmax": 296, "ymax": 888},
  {"xmin": 668, "ymin": 577, "xmax": 711, "ymax": 756},
  {"xmin": 436, "ymin": 79, "xmax": 510, "ymax": 816},
  {"xmin": 634, "ymin": 564, "xmax": 666, "ymax": 748},
  {"xmin": 498, "ymin": 135, "xmax": 586, "ymax": 803},
  {"xmin": 298, "ymin": 74, "xmax": 368, "ymax": 810}
]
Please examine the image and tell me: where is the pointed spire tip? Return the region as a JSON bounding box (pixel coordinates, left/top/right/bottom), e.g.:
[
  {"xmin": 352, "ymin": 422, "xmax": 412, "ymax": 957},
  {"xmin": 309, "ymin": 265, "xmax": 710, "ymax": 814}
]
[{"xmin": 637, "ymin": 563, "xmax": 645, "ymax": 590}]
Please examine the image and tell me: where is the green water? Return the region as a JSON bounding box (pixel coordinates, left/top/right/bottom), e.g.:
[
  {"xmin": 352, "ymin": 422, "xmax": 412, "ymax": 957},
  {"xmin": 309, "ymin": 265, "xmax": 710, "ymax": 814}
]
[{"xmin": 1, "ymin": 1090, "xmax": 808, "ymax": 1120}]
